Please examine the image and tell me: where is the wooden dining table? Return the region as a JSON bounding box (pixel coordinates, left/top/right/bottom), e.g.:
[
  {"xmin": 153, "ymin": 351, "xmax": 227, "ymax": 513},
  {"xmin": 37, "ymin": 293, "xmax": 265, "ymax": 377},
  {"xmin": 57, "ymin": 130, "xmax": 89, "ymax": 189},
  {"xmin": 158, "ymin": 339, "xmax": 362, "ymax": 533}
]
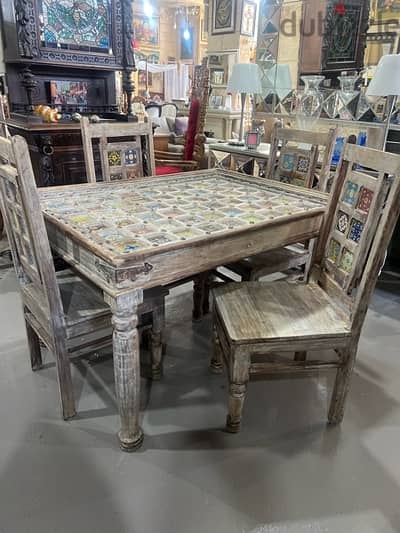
[{"xmin": 39, "ymin": 168, "xmax": 328, "ymax": 451}]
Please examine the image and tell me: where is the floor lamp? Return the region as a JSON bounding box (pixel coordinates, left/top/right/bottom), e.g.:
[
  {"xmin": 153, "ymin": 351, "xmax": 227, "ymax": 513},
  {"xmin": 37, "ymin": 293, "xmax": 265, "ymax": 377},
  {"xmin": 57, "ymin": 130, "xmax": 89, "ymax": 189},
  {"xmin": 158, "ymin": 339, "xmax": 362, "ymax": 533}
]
[
  {"xmin": 366, "ymin": 54, "xmax": 400, "ymax": 150},
  {"xmin": 226, "ymin": 63, "xmax": 262, "ymax": 145}
]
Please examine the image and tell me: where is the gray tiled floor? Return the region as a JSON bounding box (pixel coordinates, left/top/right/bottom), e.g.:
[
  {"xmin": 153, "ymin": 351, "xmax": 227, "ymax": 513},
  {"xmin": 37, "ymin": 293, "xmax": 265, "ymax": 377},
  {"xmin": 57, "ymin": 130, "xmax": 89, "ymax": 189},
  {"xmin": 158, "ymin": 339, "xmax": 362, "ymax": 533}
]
[{"xmin": 0, "ymin": 266, "xmax": 400, "ymax": 533}]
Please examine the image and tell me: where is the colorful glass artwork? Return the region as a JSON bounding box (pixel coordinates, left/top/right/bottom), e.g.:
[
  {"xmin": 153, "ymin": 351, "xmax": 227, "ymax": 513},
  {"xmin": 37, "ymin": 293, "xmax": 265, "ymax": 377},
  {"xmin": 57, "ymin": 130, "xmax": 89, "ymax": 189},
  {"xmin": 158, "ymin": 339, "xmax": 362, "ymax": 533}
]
[
  {"xmin": 340, "ymin": 248, "xmax": 354, "ymax": 273},
  {"xmin": 327, "ymin": 238, "xmax": 341, "ymax": 263},
  {"xmin": 108, "ymin": 151, "xmax": 121, "ymax": 167},
  {"xmin": 296, "ymin": 156, "xmax": 310, "ymax": 173},
  {"xmin": 281, "ymin": 153, "xmax": 296, "ymax": 171},
  {"xmin": 336, "ymin": 211, "xmax": 349, "ymax": 233},
  {"xmin": 348, "ymin": 218, "xmax": 364, "ymax": 243},
  {"xmin": 342, "ymin": 181, "xmax": 359, "ymax": 206},
  {"xmin": 125, "ymin": 149, "xmax": 138, "ymax": 165},
  {"xmin": 40, "ymin": 173, "xmax": 325, "ymax": 256},
  {"xmin": 39, "ymin": 0, "xmax": 111, "ymax": 50},
  {"xmin": 357, "ymin": 187, "xmax": 374, "ymax": 213}
]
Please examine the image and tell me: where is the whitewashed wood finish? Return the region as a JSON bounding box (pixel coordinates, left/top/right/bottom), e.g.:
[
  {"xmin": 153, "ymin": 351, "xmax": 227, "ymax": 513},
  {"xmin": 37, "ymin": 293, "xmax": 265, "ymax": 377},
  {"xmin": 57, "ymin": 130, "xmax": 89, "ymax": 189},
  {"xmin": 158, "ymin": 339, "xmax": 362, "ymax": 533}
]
[
  {"xmin": 81, "ymin": 118, "xmax": 155, "ymax": 182},
  {"xmin": 38, "ymin": 168, "xmax": 327, "ymax": 449},
  {"xmin": 213, "ymin": 143, "xmax": 400, "ymax": 433},
  {"xmin": 0, "ymin": 135, "xmax": 168, "ymax": 426}
]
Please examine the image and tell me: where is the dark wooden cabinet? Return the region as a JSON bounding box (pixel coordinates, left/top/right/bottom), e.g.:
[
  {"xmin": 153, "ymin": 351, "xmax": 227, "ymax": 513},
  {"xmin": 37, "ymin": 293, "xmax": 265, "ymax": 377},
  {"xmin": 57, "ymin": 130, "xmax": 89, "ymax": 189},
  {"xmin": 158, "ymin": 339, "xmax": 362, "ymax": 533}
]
[{"xmin": 7, "ymin": 119, "xmax": 101, "ymax": 187}]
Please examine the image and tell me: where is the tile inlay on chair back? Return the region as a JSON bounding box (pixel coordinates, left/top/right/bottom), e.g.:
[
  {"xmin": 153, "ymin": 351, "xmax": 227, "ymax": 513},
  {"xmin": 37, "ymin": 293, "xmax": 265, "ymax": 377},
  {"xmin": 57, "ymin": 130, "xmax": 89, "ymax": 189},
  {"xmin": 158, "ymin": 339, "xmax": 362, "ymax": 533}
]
[
  {"xmin": 267, "ymin": 125, "xmax": 336, "ymax": 191},
  {"xmin": 0, "ymin": 135, "xmax": 65, "ymax": 326},
  {"xmin": 81, "ymin": 118, "xmax": 156, "ymax": 182},
  {"xmin": 316, "ymin": 142, "xmax": 400, "ymax": 331}
]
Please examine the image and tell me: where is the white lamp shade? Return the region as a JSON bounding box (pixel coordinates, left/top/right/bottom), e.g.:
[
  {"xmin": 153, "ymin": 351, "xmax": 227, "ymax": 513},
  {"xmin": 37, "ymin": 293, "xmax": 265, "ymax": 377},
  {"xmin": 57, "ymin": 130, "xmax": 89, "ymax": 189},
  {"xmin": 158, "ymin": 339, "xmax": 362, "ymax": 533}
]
[
  {"xmin": 226, "ymin": 63, "xmax": 262, "ymax": 94},
  {"xmin": 366, "ymin": 54, "xmax": 400, "ymax": 96}
]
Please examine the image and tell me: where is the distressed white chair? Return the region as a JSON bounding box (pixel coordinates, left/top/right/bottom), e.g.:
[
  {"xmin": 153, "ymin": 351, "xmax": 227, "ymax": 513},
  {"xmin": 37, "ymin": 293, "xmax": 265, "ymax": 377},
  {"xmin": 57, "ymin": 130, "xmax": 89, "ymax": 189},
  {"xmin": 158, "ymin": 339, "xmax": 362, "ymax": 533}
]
[
  {"xmin": 0, "ymin": 135, "xmax": 167, "ymax": 420},
  {"xmin": 81, "ymin": 117, "xmax": 156, "ymax": 182},
  {"xmin": 212, "ymin": 143, "xmax": 400, "ymax": 433}
]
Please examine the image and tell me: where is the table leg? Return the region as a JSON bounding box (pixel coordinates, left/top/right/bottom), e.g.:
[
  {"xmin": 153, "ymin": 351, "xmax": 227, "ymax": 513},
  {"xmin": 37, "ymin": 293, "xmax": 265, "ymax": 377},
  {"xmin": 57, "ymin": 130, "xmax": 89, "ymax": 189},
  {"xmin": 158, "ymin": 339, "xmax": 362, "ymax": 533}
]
[{"xmin": 105, "ymin": 290, "xmax": 144, "ymax": 452}]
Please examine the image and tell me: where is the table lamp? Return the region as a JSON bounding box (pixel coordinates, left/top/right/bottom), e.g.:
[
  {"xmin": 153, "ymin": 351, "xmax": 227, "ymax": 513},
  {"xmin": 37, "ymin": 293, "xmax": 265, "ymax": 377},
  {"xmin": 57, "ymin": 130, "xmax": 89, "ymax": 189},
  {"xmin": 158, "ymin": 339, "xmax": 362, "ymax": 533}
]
[
  {"xmin": 227, "ymin": 63, "xmax": 262, "ymax": 144},
  {"xmin": 366, "ymin": 54, "xmax": 400, "ymax": 150}
]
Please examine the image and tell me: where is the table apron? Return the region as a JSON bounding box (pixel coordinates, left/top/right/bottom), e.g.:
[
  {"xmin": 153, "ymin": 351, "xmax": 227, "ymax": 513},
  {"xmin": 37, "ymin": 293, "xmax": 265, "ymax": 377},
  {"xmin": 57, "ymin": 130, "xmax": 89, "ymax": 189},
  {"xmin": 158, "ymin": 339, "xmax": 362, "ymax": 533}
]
[{"xmin": 47, "ymin": 213, "xmax": 323, "ymax": 295}]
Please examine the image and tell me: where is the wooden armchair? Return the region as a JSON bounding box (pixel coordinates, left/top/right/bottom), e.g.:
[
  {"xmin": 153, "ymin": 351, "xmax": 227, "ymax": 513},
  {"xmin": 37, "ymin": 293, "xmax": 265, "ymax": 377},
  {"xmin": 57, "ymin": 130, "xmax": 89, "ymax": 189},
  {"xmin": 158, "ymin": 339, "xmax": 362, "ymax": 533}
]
[
  {"xmin": 212, "ymin": 142, "xmax": 400, "ymax": 433},
  {"xmin": 155, "ymin": 58, "xmax": 210, "ymax": 175},
  {"xmin": 0, "ymin": 135, "xmax": 168, "ymax": 420},
  {"xmin": 81, "ymin": 117, "xmax": 156, "ymax": 182}
]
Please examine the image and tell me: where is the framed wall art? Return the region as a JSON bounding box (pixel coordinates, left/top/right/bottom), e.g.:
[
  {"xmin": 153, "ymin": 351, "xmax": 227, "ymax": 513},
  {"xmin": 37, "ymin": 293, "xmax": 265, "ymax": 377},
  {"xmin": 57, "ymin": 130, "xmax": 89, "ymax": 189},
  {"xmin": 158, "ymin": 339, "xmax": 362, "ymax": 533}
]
[
  {"xmin": 212, "ymin": 0, "xmax": 236, "ymax": 35},
  {"xmin": 133, "ymin": 15, "xmax": 160, "ymax": 46},
  {"xmin": 241, "ymin": 0, "xmax": 257, "ymax": 36}
]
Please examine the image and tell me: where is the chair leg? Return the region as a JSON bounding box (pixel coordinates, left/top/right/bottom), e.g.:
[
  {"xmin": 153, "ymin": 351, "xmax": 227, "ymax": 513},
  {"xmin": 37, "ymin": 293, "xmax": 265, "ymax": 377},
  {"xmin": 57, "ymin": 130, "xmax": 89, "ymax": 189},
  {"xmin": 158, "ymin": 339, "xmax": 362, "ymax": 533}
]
[
  {"xmin": 150, "ymin": 298, "xmax": 165, "ymax": 380},
  {"xmin": 226, "ymin": 349, "xmax": 250, "ymax": 433},
  {"xmin": 25, "ymin": 318, "xmax": 42, "ymax": 371},
  {"xmin": 202, "ymin": 274, "xmax": 211, "ymax": 315},
  {"xmin": 294, "ymin": 351, "xmax": 307, "ymax": 361},
  {"xmin": 210, "ymin": 324, "xmax": 224, "ymax": 374},
  {"xmin": 54, "ymin": 343, "xmax": 76, "ymax": 420},
  {"xmin": 192, "ymin": 275, "xmax": 204, "ymax": 321},
  {"xmin": 328, "ymin": 347, "xmax": 357, "ymax": 425}
]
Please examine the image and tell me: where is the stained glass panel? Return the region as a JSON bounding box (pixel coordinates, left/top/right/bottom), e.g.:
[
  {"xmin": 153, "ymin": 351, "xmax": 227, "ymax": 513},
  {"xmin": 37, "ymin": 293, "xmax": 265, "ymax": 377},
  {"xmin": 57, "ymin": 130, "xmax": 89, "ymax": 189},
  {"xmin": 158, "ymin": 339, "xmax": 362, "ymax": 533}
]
[{"xmin": 39, "ymin": 0, "xmax": 111, "ymax": 52}]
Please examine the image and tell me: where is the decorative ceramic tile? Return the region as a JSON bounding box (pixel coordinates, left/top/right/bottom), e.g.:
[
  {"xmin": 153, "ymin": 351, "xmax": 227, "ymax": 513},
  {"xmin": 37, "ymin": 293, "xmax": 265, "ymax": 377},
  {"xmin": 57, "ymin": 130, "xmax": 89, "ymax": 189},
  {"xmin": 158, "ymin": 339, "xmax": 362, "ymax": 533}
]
[
  {"xmin": 340, "ymin": 248, "xmax": 354, "ymax": 273},
  {"xmin": 342, "ymin": 181, "xmax": 359, "ymax": 206},
  {"xmin": 125, "ymin": 149, "xmax": 137, "ymax": 165},
  {"xmin": 336, "ymin": 211, "xmax": 349, "ymax": 234},
  {"xmin": 39, "ymin": 173, "xmax": 325, "ymax": 256},
  {"xmin": 281, "ymin": 153, "xmax": 296, "ymax": 171},
  {"xmin": 108, "ymin": 150, "xmax": 121, "ymax": 166},
  {"xmin": 293, "ymin": 178, "xmax": 306, "ymax": 187},
  {"xmin": 348, "ymin": 218, "xmax": 364, "ymax": 243},
  {"xmin": 110, "ymin": 173, "xmax": 123, "ymax": 180},
  {"xmin": 296, "ymin": 156, "xmax": 310, "ymax": 173},
  {"xmin": 327, "ymin": 239, "xmax": 341, "ymax": 263},
  {"xmin": 126, "ymin": 171, "xmax": 138, "ymax": 179},
  {"xmin": 357, "ymin": 187, "xmax": 374, "ymax": 213},
  {"xmin": 279, "ymin": 175, "xmax": 292, "ymax": 184}
]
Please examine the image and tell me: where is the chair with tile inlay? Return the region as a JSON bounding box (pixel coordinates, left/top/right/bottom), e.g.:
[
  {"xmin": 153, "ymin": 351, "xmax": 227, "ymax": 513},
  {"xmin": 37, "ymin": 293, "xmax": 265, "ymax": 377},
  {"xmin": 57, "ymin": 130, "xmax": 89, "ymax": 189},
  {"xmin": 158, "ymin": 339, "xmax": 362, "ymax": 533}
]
[
  {"xmin": 221, "ymin": 125, "xmax": 337, "ymax": 283},
  {"xmin": 212, "ymin": 142, "xmax": 400, "ymax": 432},
  {"xmin": 81, "ymin": 118, "xmax": 156, "ymax": 182},
  {"xmin": 0, "ymin": 135, "xmax": 168, "ymax": 420}
]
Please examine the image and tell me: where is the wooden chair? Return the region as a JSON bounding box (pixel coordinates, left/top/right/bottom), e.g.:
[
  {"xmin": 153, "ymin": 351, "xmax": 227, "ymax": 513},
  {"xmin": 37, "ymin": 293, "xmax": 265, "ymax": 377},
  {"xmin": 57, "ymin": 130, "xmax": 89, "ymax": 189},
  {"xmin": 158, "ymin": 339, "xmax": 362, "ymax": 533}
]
[
  {"xmin": 222, "ymin": 125, "xmax": 337, "ymax": 282},
  {"xmin": 155, "ymin": 57, "xmax": 210, "ymax": 175},
  {"xmin": 0, "ymin": 135, "xmax": 168, "ymax": 420},
  {"xmin": 212, "ymin": 142, "xmax": 400, "ymax": 433},
  {"xmin": 81, "ymin": 118, "xmax": 156, "ymax": 182}
]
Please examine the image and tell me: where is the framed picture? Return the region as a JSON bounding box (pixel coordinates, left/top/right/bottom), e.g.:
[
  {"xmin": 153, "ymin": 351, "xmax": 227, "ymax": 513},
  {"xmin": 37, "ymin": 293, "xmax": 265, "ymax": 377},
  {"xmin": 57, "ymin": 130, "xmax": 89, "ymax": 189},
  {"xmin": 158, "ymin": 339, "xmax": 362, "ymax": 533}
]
[
  {"xmin": 245, "ymin": 130, "xmax": 261, "ymax": 149},
  {"xmin": 212, "ymin": 0, "xmax": 236, "ymax": 35},
  {"xmin": 211, "ymin": 68, "xmax": 225, "ymax": 85},
  {"xmin": 241, "ymin": 0, "xmax": 257, "ymax": 36},
  {"xmin": 138, "ymin": 70, "xmax": 152, "ymax": 86},
  {"xmin": 50, "ymin": 80, "xmax": 88, "ymax": 106},
  {"xmin": 133, "ymin": 15, "xmax": 160, "ymax": 46},
  {"xmin": 180, "ymin": 26, "xmax": 194, "ymax": 60}
]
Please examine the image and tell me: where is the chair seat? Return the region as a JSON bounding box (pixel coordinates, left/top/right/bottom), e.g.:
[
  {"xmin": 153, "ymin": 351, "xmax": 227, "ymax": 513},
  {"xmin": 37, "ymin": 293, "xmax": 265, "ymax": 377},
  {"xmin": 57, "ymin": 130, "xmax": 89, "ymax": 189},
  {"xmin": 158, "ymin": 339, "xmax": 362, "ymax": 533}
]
[
  {"xmin": 214, "ymin": 281, "xmax": 351, "ymax": 345},
  {"xmin": 156, "ymin": 165, "xmax": 182, "ymax": 175},
  {"xmin": 225, "ymin": 245, "xmax": 310, "ymax": 279}
]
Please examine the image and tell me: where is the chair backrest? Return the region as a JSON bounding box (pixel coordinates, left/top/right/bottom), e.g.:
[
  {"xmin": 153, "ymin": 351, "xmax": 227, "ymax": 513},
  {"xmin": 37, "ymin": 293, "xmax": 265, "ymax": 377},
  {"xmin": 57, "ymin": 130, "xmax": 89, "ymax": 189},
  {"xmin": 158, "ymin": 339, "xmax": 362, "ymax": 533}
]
[
  {"xmin": 145, "ymin": 103, "xmax": 162, "ymax": 120},
  {"xmin": 0, "ymin": 135, "xmax": 65, "ymax": 331},
  {"xmin": 81, "ymin": 118, "xmax": 156, "ymax": 182},
  {"xmin": 161, "ymin": 103, "xmax": 177, "ymax": 119},
  {"xmin": 184, "ymin": 57, "xmax": 210, "ymax": 163},
  {"xmin": 266, "ymin": 124, "xmax": 336, "ymax": 191},
  {"xmin": 316, "ymin": 142, "xmax": 400, "ymax": 335}
]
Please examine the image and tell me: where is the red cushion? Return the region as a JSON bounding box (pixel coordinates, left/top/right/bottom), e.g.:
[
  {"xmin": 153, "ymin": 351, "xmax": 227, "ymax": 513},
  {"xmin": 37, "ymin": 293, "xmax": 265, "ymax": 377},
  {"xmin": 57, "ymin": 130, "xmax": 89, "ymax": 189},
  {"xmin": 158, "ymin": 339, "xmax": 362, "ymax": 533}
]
[
  {"xmin": 184, "ymin": 98, "xmax": 200, "ymax": 161},
  {"xmin": 156, "ymin": 165, "xmax": 182, "ymax": 175}
]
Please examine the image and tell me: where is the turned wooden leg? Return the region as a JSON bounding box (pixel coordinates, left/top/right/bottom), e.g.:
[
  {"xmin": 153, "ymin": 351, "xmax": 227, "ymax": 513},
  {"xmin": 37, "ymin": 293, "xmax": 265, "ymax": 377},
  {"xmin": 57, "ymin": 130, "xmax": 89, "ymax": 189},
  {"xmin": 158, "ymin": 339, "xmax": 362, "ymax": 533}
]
[
  {"xmin": 210, "ymin": 323, "xmax": 224, "ymax": 374},
  {"xmin": 328, "ymin": 347, "xmax": 357, "ymax": 425},
  {"xmin": 294, "ymin": 351, "xmax": 307, "ymax": 361},
  {"xmin": 226, "ymin": 348, "xmax": 250, "ymax": 433},
  {"xmin": 25, "ymin": 315, "xmax": 42, "ymax": 371},
  {"xmin": 105, "ymin": 290, "xmax": 144, "ymax": 452},
  {"xmin": 150, "ymin": 297, "xmax": 165, "ymax": 380},
  {"xmin": 192, "ymin": 275, "xmax": 205, "ymax": 321}
]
